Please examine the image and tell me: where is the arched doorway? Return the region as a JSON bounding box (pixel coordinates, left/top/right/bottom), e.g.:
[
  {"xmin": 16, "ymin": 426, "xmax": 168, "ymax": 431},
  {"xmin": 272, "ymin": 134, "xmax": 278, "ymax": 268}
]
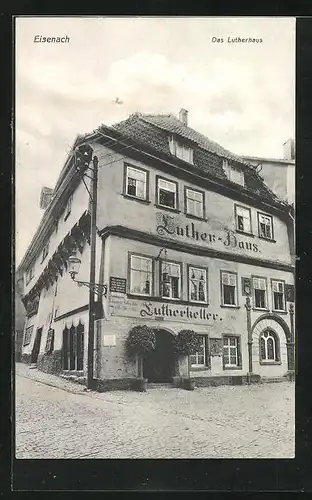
[{"xmin": 143, "ymin": 329, "xmax": 175, "ymax": 383}]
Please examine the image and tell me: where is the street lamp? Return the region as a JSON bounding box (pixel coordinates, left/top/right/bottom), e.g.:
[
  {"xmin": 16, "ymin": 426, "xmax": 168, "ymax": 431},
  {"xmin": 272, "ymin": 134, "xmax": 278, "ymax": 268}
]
[{"xmin": 68, "ymin": 253, "xmax": 108, "ymax": 297}]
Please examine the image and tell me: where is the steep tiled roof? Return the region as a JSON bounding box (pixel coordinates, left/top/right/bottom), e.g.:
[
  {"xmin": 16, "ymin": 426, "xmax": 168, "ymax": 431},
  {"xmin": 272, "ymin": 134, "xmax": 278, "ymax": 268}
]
[{"xmin": 112, "ymin": 113, "xmax": 281, "ymax": 204}]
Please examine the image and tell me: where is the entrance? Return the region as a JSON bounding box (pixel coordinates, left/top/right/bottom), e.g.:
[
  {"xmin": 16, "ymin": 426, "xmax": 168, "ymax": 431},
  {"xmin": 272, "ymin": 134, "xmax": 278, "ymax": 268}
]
[
  {"xmin": 31, "ymin": 327, "xmax": 42, "ymax": 364},
  {"xmin": 143, "ymin": 329, "xmax": 175, "ymax": 383}
]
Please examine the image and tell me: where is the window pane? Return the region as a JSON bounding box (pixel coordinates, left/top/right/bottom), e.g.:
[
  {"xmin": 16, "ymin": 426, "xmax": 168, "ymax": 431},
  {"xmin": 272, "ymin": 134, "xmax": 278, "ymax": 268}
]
[
  {"xmin": 224, "ymin": 285, "xmax": 236, "ymax": 305},
  {"xmin": 171, "ymin": 277, "xmax": 180, "ymax": 298},
  {"xmin": 127, "ymin": 167, "xmax": 146, "ymax": 181},
  {"xmin": 230, "ymin": 353, "xmax": 237, "ymax": 365},
  {"xmin": 255, "ymin": 289, "xmax": 266, "ymax": 308},
  {"xmin": 223, "ymin": 353, "xmax": 229, "ymax": 365},
  {"xmin": 229, "ymin": 337, "xmax": 236, "ymax": 346},
  {"xmin": 159, "ymin": 189, "xmax": 175, "ymax": 208},
  {"xmin": 159, "ymin": 179, "xmax": 176, "ymax": 192},
  {"xmin": 267, "ymin": 337, "xmax": 275, "ymax": 359},
  {"xmin": 197, "ymin": 355, "xmax": 205, "ymax": 365},
  {"xmin": 274, "ymin": 292, "xmax": 284, "ymax": 310}
]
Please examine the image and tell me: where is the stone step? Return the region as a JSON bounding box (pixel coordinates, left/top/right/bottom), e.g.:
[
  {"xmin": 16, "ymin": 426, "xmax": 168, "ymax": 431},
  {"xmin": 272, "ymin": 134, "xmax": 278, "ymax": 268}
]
[
  {"xmin": 147, "ymin": 383, "xmax": 174, "ymax": 389},
  {"xmin": 261, "ymin": 377, "xmax": 286, "ymax": 384}
]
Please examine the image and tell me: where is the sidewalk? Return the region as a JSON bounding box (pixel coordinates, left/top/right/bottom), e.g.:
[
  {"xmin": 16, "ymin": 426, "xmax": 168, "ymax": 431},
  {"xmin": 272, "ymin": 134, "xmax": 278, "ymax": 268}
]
[{"xmin": 15, "ymin": 362, "xmax": 87, "ymax": 394}]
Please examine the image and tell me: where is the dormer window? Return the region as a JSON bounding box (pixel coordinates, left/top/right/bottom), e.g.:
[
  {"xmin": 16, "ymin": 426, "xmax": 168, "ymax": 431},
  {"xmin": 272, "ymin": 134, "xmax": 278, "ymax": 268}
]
[
  {"xmin": 169, "ymin": 137, "xmax": 193, "ymax": 164},
  {"xmin": 223, "ymin": 160, "xmax": 245, "ymax": 187}
]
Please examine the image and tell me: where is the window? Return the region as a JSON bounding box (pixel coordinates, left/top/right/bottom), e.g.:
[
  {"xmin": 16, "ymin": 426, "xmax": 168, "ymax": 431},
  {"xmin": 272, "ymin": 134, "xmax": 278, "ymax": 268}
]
[
  {"xmin": 188, "ymin": 266, "xmax": 208, "ymax": 303},
  {"xmin": 125, "ymin": 165, "xmax": 148, "ymax": 200},
  {"xmin": 64, "ymin": 194, "xmax": 73, "ymax": 221},
  {"xmin": 25, "ymin": 267, "xmax": 34, "ymax": 285},
  {"xmin": 190, "ymin": 336, "xmax": 209, "ymax": 367},
  {"xmin": 252, "ymin": 277, "xmax": 267, "ymax": 309},
  {"xmin": 221, "ymin": 271, "xmax": 238, "ymax": 306},
  {"xmin": 223, "ymin": 336, "xmax": 241, "ymax": 368},
  {"xmin": 260, "ymin": 329, "xmax": 280, "ymax": 363},
  {"xmin": 169, "ymin": 137, "xmax": 193, "ymax": 163},
  {"xmin": 272, "ymin": 280, "xmax": 285, "ymax": 311},
  {"xmin": 157, "ymin": 177, "xmax": 178, "ymax": 210},
  {"xmin": 185, "ymin": 188, "xmax": 204, "ymax": 218},
  {"xmin": 54, "ymin": 220, "xmax": 59, "ymax": 234},
  {"xmin": 23, "ymin": 325, "xmax": 34, "ymax": 346},
  {"xmin": 41, "ymin": 241, "xmax": 49, "ymax": 263},
  {"xmin": 129, "ymin": 254, "xmax": 153, "ymax": 296},
  {"xmin": 258, "ymin": 213, "xmax": 273, "ymax": 240},
  {"xmin": 235, "ymin": 205, "xmax": 252, "ymax": 234},
  {"xmin": 161, "ymin": 261, "xmax": 181, "ymax": 299},
  {"xmin": 62, "ymin": 322, "xmax": 84, "ymax": 372},
  {"xmin": 223, "ymin": 160, "xmax": 245, "ymax": 186}
]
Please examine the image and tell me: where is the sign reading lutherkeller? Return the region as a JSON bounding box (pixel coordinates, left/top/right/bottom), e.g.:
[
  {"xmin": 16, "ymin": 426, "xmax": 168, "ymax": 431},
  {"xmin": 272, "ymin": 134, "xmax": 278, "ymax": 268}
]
[{"xmin": 110, "ymin": 277, "xmax": 127, "ymax": 294}]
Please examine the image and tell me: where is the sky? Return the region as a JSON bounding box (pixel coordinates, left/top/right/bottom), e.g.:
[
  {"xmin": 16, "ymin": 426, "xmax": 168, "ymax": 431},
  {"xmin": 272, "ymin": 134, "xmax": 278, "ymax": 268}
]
[{"xmin": 15, "ymin": 16, "xmax": 295, "ymax": 265}]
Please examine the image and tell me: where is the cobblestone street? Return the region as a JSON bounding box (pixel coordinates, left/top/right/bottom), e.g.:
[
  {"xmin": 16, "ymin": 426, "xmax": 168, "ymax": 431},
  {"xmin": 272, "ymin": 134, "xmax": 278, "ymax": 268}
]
[{"xmin": 15, "ymin": 363, "xmax": 295, "ymax": 459}]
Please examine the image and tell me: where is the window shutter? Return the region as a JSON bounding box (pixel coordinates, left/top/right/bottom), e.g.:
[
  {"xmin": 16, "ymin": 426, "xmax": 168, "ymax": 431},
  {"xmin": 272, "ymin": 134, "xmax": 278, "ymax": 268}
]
[{"xmin": 237, "ymin": 337, "xmax": 242, "ymax": 366}]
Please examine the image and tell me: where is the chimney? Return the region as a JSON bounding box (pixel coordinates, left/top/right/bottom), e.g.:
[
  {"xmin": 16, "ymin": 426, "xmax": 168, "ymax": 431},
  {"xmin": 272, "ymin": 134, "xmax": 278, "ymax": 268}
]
[
  {"xmin": 179, "ymin": 108, "xmax": 188, "ymax": 126},
  {"xmin": 283, "ymin": 138, "xmax": 295, "ymax": 160},
  {"xmin": 39, "ymin": 187, "xmax": 54, "ymax": 210}
]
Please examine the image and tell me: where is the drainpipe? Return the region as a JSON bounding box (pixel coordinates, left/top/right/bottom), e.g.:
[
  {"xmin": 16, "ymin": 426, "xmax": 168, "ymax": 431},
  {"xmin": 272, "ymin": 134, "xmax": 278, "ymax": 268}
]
[
  {"xmin": 245, "ymin": 296, "xmax": 253, "ymax": 383},
  {"xmin": 287, "ymin": 302, "xmax": 295, "ymax": 379}
]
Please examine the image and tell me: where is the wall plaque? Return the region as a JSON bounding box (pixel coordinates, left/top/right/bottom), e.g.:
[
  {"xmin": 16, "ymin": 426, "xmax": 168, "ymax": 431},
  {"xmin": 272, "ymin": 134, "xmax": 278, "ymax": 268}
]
[
  {"xmin": 110, "ymin": 277, "xmax": 127, "ymax": 294},
  {"xmin": 103, "ymin": 334, "xmax": 116, "ymax": 346}
]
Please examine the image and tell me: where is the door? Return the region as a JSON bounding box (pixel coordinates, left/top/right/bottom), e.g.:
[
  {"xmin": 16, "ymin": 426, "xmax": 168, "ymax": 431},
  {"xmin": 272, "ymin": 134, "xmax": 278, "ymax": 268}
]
[
  {"xmin": 31, "ymin": 327, "xmax": 42, "ymax": 364},
  {"xmin": 143, "ymin": 330, "xmax": 175, "ymax": 382}
]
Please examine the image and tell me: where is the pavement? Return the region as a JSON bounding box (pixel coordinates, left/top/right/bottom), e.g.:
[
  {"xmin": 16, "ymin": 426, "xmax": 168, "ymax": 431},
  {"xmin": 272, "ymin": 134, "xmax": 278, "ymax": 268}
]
[{"xmin": 15, "ymin": 362, "xmax": 295, "ymax": 459}]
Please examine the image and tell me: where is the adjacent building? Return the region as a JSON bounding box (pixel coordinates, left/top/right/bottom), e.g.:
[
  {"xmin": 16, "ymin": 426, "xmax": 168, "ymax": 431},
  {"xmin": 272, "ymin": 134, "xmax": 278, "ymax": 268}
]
[{"xmin": 17, "ymin": 109, "xmax": 295, "ymax": 388}]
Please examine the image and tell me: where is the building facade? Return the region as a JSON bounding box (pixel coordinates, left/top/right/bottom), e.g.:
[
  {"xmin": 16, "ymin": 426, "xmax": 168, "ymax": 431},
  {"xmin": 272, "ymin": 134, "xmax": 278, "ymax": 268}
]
[{"xmin": 17, "ymin": 110, "xmax": 295, "ymax": 388}]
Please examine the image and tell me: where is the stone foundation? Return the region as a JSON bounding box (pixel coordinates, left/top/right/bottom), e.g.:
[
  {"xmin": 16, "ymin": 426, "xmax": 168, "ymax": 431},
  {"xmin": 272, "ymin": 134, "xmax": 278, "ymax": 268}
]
[
  {"xmin": 94, "ymin": 378, "xmax": 136, "ymax": 392},
  {"xmin": 37, "ymin": 350, "xmax": 62, "ymax": 375}
]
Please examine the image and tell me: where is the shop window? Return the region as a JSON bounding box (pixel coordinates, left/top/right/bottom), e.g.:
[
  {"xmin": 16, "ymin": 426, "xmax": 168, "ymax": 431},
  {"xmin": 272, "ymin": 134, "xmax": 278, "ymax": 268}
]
[
  {"xmin": 190, "ymin": 335, "xmax": 209, "ymax": 367},
  {"xmin": 235, "ymin": 205, "xmax": 252, "ymax": 234},
  {"xmin": 223, "ymin": 336, "xmax": 241, "ymax": 368},
  {"xmin": 252, "ymin": 277, "xmax": 267, "ymax": 309},
  {"xmin": 62, "ymin": 322, "xmax": 84, "ymax": 372},
  {"xmin": 221, "ymin": 271, "xmax": 238, "ymax": 306},
  {"xmin": 258, "ymin": 212, "xmax": 273, "ymax": 240},
  {"xmin": 259, "ymin": 329, "xmax": 280, "ymax": 363},
  {"xmin": 161, "ymin": 261, "xmax": 181, "ymax": 299},
  {"xmin": 188, "ymin": 266, "xmax": 208, "ymax": 303},
  {"xmin": 23, "ymin": 325, "xmax": 34, "ymax": 346},
  {"xmin": 157, "ymin": 177, "xmax": 178, "ymax": 210},
  {"xmin": 185, "ymin": 187, "xmax": 204, "ymax": 218},
  {"xmin": 129, "ymin": 254, "xmax": 153, "ymax": 296},
  {"xmin": 169, "ymin": 137, "xmax": 193, "ymax": 164},
  {"xmin": 271, "ymin": 279, "xmax": 286, "ymax": 311},
  {"xmin": 124, "ymin": 164, "xmax": 148, "ymax": 200}
]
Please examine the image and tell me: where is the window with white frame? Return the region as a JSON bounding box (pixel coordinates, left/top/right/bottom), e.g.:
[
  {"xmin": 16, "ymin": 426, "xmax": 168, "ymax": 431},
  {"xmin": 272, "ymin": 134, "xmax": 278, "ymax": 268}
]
[
  {"xmin": 221, "ymin": 271, "xmax": 238, "ymax": 306},
  {"xmin": 161, "ymin": 261, "xmax": 181, "ymax": 299},
  {"xmin": 169, "ymin": 137, "xmax": 193, "ymax": 163},
  {"xmin": 223, "ymin": 160, "xmax": 245, "ymax": 187},
  {"xmin": 64, "ymin": 194, "xmax": 73, "ymax": 221},
  {"xmin": 157, "ymin": 178, "xmax": 178, "ymax": 209},
  {"xmin": 23, "ymin": 325, "xmax": 34, "ymax": 346},
  {"xmin": 252, "ymin": 277, "xmax": 267, "ymax": 309},
  {"xmin": 258, "ymin": 213, "xmax": 273, "ymax": 240},
  {"xmin": 188, "ymin": 266, "xmax": 208, "ymax": 303},
  {"xmin": 125, "ymin": 165, "xmax": 148, "ymax": 200},
  {"xmin": 272, "ymin": 280, "xmax": 285, "ymax": 311},
  {"xmin": 185, "ymin": 188, "xmax": 204, "ymax": 218},
  {"xmin": 260, "ymin": 329, "xmax": 280, "ymax": 363},
  {"xmin": 223, "ymin": 336, "xmax": 240, "ymax": 368},
  {"xmin": 235, "ymin": 205, "xmax": 252, "ymax": 233},
  {"xmin": 189, "ymin": 335, "xmax": 208, "ymax": 367},
  {"xmin": 129, "ymin": 254, "xmax": 153, "ymax": 296}
]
